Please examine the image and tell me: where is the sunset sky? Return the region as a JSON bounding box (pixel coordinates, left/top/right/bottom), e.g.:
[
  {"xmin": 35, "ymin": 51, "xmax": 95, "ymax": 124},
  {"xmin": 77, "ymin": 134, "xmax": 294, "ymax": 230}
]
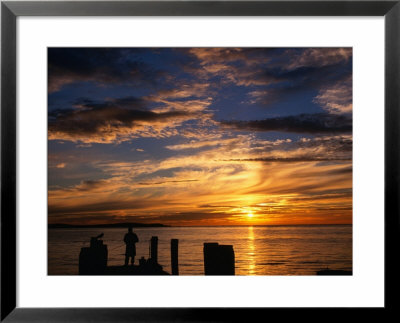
[{"xmin": 48, "ymin": 48, "xmax": 352, "ymax": 226}]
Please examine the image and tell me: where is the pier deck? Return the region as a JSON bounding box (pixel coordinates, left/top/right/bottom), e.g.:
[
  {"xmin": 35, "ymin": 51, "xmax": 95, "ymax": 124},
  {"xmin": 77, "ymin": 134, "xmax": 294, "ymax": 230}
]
[{"xmin": 105, "ymin": 264, "xmax": 169, "ymax": 275}]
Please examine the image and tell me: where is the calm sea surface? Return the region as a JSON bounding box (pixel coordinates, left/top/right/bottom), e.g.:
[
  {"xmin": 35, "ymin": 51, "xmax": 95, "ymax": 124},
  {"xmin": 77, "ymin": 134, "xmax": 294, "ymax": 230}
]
[{"xmin": 48, "ymin": 225, "xmax": 352, "ymax": 275}]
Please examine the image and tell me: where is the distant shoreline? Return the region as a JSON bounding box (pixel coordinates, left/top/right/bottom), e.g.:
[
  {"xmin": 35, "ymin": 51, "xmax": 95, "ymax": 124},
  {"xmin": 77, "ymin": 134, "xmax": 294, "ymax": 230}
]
[
  {"xmin": 48, "ymin": 223, "xmax": 351, "ymax": 229},
  {"xmin": 48, "ymin": 223, "xmax": 169, "ymax": 229}
]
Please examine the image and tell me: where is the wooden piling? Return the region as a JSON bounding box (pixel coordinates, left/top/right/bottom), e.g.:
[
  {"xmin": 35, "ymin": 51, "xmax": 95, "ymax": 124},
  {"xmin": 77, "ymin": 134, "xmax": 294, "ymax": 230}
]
[
  {"xmin": 79, "ymin": 236, "xmax": 108, "ymax": 275},
  {"xmin": 203, "ymin": 243, "xmax": 235, "ymax": 275},
  {"xmin": 150, "ymin": 236, "xmax": 158, "ymax": 263},
  {"xmin": 171, "ymin": 239, "xmax": 179, "ymax": 275}
]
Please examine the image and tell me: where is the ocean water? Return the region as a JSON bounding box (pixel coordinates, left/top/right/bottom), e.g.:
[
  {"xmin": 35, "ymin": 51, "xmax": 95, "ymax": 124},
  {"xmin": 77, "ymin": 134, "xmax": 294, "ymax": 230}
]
[{"xmin": 48, "ymin": 225, "xmax": 352, "ymax": 275}]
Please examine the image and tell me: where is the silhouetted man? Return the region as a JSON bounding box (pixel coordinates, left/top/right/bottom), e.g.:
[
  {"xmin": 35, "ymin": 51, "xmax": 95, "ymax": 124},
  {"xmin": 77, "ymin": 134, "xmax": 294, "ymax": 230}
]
[{"xmin": 124, "ymin": 227, "xmax": 139, "ymax": 266}]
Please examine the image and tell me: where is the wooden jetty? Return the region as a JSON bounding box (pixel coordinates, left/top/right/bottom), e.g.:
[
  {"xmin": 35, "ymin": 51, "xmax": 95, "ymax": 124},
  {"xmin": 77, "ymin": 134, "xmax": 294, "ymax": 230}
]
[
  {"xmin": 79, "ymin": 234, "xmax": 171, "ymax": 275},
  {"xmin": 79, "ymin": 233, "xmax": 236, "ymax": 276}
]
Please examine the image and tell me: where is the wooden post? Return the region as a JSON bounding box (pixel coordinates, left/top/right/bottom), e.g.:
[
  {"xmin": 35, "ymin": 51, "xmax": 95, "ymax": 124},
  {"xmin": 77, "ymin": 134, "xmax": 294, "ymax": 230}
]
[
  {"xmin": 171, "ymin": 239, "xmax": 179, "ymax": 275},
  {"xmin": 150, "ymin": 236, "xmax": 158, "ymax": 263},
  {"xmin": 203, "ymin": 243, "xmax": 219, "ymax": 275},
  {"xmin": 203, "ymin": 243, "xmax": 235, "ymax": 275}
]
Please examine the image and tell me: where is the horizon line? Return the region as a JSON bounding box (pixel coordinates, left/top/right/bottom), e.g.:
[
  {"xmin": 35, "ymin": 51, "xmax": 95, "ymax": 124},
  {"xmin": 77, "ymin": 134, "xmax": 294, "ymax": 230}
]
[{"xmin": 48, "ymin": 223, "xmax": 352, "ymax": 227}]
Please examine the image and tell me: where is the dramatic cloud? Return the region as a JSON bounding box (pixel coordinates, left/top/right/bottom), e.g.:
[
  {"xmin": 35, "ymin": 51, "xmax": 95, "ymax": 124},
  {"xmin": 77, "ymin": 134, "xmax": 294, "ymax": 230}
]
[
  {"xmin": 153, "ymin": 82, "xmax": 211, "ymax": 100},
  {"xmin": 188, "ymin": 48, "xmax": 276, "ymax": 66},
  {"xmin": 165, "ymin": 138, "xmax": 240, "ymax": 151},
  {"xmin": 49, "ymin": 96, "xmax": 212, "ymax": 143},
  {"xmin": 48, "ymin": 47, "xmax": 353, "ymax": 225},
  {"xmin": 187, "ymin": 48, "xmax": 352, "ymax": 107},
  {"xmin": 48, "ymin": 48, "xmax": 166, "ymax": 92},
  {"xmin": 314, "ymin": 76, "xmax": 353, "ymax": 114},
  {"xmin": 285, "ymin": 48, "xmax": 352, "ymax": 70},
  {"xmin": 48, "ymin": 154, "xmax": 352, "ymax": 225},
  {"xmin": 221, "ymin": 113, "xmax": 352, "ymax": 134}
]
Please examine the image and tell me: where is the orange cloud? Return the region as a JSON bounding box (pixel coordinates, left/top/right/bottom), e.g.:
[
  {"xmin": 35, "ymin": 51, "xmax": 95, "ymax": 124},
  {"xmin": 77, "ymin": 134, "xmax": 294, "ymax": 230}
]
[
  {"xmin": 314, "ymin": 76, "xmax": 353, "ymax": 114},
  {"xmin": 49, "ymin": 135, "xmax": 352, "ymax": 226},
  {"xmin": 285, "ymin": 48, "xmax": 352, "ymax": 70}
]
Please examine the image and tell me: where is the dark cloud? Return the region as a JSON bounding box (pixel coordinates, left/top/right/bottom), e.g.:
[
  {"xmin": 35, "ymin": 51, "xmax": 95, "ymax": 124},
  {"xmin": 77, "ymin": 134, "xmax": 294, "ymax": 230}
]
[
  {"xmin": 194, "ymin": 48, "xmax": 352, "ymax": 107},
  {"xmin": 247, "ymin": 179, "xmax": 351, "ymax": 196},
  {"xmin": 48, "ymin": 96, "xmax": 194, "ymax": 139},
  {"xmin": 144, "ymin": 211, "xmax": 232, "ymax": 222},
  {"xmin": 221, "ymin": 136, "xmax": 352, "ymax": 165},
  {"xmin": 73, "ymin": 180, "xmax": 108, "ymax": 192},
  {"xmin": 295, "ymin": 135, "xmax": 352, "ymax": 152},
  {"xmin": 245, "ymin": 65, "xmax": 352, "ymax": 107},
  {"xmin": 289, "ymin": 188, "xmax": 352, "ymax": 202},
  {"xmin": 198, "ymin": 204, "xmax": 237, "ymax": 209},
  {"xmin": 48, "ymin": 48, "xmax": 166, "ymax": 92},
  {"xmin": 186, "ymin": 47, "xmax": 351, "ymax": 92},
  {"xmin": 72, "ymin": 96, "xmax": 147, "ymax": 110},
  {"xmin": 48, "ymin": 200, "xmax": 153, "ymax": 216},
  {"xmin": 48, "ymin": 203, "xmax": 231, "ymax": 222},
  {"xmin": 221, "ymin": 113, "xmax": 352, "ymax": 134},
  {"xmin": 325, "ymin": 166, "xmax": 353, "ymax": 175},
  {"xmin": 283, "ymin": 48, "xmax": 352, "ymax": 70},
  {"xmin": 138, "ymin": 179, "xmax": 199, "ymax": 186},
  {"xmin": 286, "ymin": 165, "xmax": 352, "ymax": 180}
]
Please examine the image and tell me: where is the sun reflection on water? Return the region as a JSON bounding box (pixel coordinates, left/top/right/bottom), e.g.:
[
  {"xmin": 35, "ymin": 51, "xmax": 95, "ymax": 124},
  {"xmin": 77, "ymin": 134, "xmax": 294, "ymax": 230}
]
[{"xmin": 247, "ymin": 226, "xmax": 256, "ymax": 275}]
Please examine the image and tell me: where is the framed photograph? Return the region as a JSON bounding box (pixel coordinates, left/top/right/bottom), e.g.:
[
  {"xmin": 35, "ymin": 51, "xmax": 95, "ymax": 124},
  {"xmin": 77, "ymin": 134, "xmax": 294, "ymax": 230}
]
[{"xmin": 1, "ymin": 0, "xmax": 399, "ymax": 321}]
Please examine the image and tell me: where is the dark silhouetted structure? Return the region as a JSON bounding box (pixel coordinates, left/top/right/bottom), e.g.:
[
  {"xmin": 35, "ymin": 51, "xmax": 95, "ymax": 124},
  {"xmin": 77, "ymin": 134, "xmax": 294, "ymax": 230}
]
[
  {"xmin": 105, "ymin": 263, "xmax": 169, "ymax": 275},
  {"xmin": 150, "ymin": 236, "xmax": 158, "ymax": 263},
  {"xmin": 79, "ymin": 233, "xmax": 108, "ymax": 275},
  {"xmin": 316, "ymin": 269, "xmax": 352, "ymax": 275},
  {"xmin": 124, "ymin": 227, "xmax": 139, "ymax": 266},
  {"xmin": 203, "ymin": 243, "xmax": 235, "ymax": 275},
  {"xmin": 78, "ymin": 234, "xmax": 170, "ymax": 275},
  {"xmin": 171, "ymin": 239, "xmax": 179, "ymax": 275}
]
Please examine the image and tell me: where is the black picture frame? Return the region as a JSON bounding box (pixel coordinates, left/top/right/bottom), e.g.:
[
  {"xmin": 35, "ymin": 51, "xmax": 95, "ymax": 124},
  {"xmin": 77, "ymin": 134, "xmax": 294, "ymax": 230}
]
[{"xmin": 1, "ymin": 1, "xmax": 399, "ymax": 321}]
